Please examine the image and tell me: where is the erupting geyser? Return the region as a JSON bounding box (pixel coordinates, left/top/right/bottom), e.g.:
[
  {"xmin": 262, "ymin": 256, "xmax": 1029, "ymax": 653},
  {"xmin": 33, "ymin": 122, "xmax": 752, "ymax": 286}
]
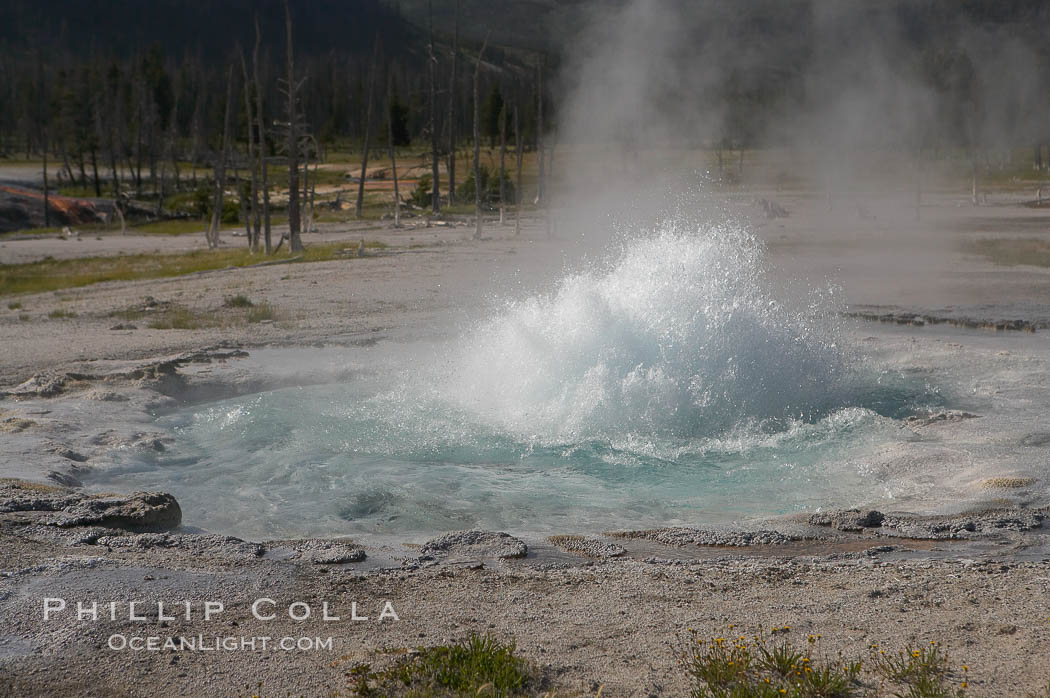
[
  {"xmin": 447, "ymin": 221, "xmax": 849, "ymax": 443},
  {"xmin": 90, "ymin": 221, "xmax": 942, "ymax": 540}
]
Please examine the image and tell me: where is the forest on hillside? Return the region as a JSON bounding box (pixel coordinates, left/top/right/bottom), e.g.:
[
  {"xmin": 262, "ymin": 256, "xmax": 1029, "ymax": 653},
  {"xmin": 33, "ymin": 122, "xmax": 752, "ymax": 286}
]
[{"xmin": 2, "ymin": 0, "xmax": 1050, "ymax": 241}]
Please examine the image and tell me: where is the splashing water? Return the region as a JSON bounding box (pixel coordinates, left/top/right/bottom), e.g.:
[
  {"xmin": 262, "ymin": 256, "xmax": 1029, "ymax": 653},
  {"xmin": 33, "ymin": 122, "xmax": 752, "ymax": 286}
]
[
  {"xmin": 90, "ymin": 221, "xmax": 943, "ymax": 540},
  {"xmin": 446, "ymin": 223, "xmax": 850, "ymax": 444}
]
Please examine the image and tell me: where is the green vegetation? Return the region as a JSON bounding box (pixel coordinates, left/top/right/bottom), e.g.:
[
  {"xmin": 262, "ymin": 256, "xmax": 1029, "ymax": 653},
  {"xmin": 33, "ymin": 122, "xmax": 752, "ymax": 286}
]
[
  {"xmin": 0, "ymin": 240, "xmax": 386, "ymax": 297},
  {"xmin": 46, "ymin": 308, "xmax": 76, "ymax": 319},
  {"xmin": 142, "ymin": 300, "xmax": 276, "ymax": 330},
  {"xmin": 245, "ymin": 301, "xmax": 276, "ymax": 323},
  {"xmin": 686, "ymin": 628, "xmax": 968, "ymax": 698},
  {"xmin": 146, "ymin": 306, "xmax": 215, "ymax": 330},
  {"xmin": 348, "ymin": 634, "xmax": 539, "ymax": 697},
  {"xmin": 223, "ymin": 294, "xmax": 254, "ymax": 308},
  {"xmin": 964, "ymin": 238, "xmax": 1050, "ymax": 268},
  {"xmin": 458, "ymin": 164, "xmax": 516, "ymax": 206},
  {"xmin": 411, "ymin": 174, "xmax": 435, "ymax": 209},
  {"xmin": 7, "ymin": 301, "xmax": 21, "ymax": 310}
]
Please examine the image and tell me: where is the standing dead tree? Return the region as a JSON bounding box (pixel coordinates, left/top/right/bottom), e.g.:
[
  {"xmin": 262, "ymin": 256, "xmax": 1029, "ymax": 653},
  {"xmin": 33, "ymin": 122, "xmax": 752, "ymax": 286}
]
[
  {"xmin": 356, "ymin": 35, "xmax": 380, "ymax": 219},
  {"xmin": 427, "ymin": 0, "xmax": 440, "ymax": 215},
  {"xmin": 161, "ymin": 95, "xmax": 180, "ymax": 205},
  {"xmin": 35, "ymin": 51, "xmax": 50, "ymax": 228},
  {"xmin": 281, "ymin": 0, "xmax": 305, "ymax": 253},
  {"xmin": 207, "ymin": 66, "xmax": 234, "ymax": 249},
  {"xmin": 498, "ymin": 100, "xmax": 507, "ymax": 225},
  {"xmin": 253, "ymin": 16, "xmax": 271, "ymax": 254},
  {"xmin": 301, "ymin": 134, "xmax": 317, "ymax": 234},
  {"xmin": 472, "ymin": 34, "xmax": 490, "ymax": 240},
  {"xmin": 535, "ymin": 59, "xmax": 545, "ymax": 208},
  {"xmin": 239, "ymin": 48, "xmax": 260, "ymax": 252},
  {"xmin": 447, "ymin": 0, "xmax": 460, "ymax": 205},
  {"xmin": 387, "ymin": 72, "xmax": 401, "ymax": 228},
  {"xmin": 514, "ymin": 102, "xmax": 522, "ymax": 236}
]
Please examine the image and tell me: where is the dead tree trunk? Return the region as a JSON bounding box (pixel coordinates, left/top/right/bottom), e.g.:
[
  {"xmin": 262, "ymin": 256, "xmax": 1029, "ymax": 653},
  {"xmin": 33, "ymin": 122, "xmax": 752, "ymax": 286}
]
[
  {"xmin": 237, "ymin": 167, "xmax": 249, "ymax": 239},
  {"xmin": 356, "ymin": 36, "xmax": 380, "ymax": 219},
  {"xmin": 90, "ymin": 147, "xmax": 101, "ymax": 197},
  {"xmin": 284, "ymin": 0, "xmax": 303, "ymax": 253},
  {"xmin": 301, "ymin": 152, "xmax": 312, "ymax": 234},
  {"xmin": 472, "ymin": 35, "xmax": 489, "ymax": 240},
  {"xmin": 546, "ymin": 138, "xmax": 556, "ymax": 239},
  {"xmin": 239, "ymin": 49, "xmax": 259, "ymax": 251},
  {"xmin": 428, "ymin": 0, "xmax": 440, "ymax": 214},
  {"xmin": 914, "ymin": 146, "xmax": 922, "ymax": 222},
  {"xmin": 104, "ymin": 89, "xmax": 121, "ymax": 197},
  {"xmin": 498, "ymin": 103, "xmax": 507, "ymax": 225},
  {"xmin": 447, "ymin": 0, "xmax": 460, "ymax": 205},
  {"xmin": 536, "ymin": 61, "xmax": 544, "ymax": 207},
  {"xmin": 514, "ymin": 103, "xmax": 522, "ymax": 236},
  {"xmin": 387, "ymin": 73, "xmax": 401, "ymax": 228},
  {"xmin": 189, "ymin": 88, "xmax": 202, "ymax": 188},
  {"xmin": 254, "ymin": 16, "xmax": 271, "ymax": 254},
  {"xmin": 970, "ymin": 149, "xmax": 980, "ymax": 207},
  {"xmin": 42, "ymin": 132, "xmax": 50, "ymax": 228},
  {"xmin": 207, "ymin": 66, "xmax": 234, "ymax": 249}
]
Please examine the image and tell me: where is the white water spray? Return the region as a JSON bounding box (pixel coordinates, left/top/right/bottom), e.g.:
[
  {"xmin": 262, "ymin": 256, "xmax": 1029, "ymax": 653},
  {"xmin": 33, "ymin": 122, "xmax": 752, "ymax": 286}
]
[{"xmin": 447, "ymin": 220, "xmax": 849, "ymax": 443}]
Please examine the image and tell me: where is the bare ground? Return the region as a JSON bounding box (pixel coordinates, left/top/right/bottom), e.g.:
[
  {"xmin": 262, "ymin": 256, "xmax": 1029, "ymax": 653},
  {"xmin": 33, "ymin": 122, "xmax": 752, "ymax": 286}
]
[{"xmin": 2, "ymin": 193, "xmax": 1050, "ymax": 696}]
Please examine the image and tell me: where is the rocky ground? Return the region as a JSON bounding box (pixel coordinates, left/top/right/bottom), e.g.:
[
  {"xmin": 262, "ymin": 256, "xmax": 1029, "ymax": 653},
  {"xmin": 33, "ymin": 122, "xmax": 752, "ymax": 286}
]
[{"xmin": 2, "ymin": 194, "xmax": 1050, "ymax": 695}]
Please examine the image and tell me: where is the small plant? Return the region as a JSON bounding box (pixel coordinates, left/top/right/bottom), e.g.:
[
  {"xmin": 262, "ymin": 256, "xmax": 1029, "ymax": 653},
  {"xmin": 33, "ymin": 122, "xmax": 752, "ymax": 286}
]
[
  {"xmin": 18, "ymin": 313, "xmax": 29, "ymax": 321},
  {"xmin": 245, "ymin": 301, "xmax": 276, "ymax": 323},
  {"xmin": 224, "ymin": 294, "xmax": 254, "ymax": 308},
  {"xmin": 457, "ymin": 164, "xmax": 516, "ymax": 206},
  {"xmin": 686, "ymin": 628, "xmax": 967, "ymax": 698},
  {"xmin": 410, "ymin": 174, "xmax": 434, "ymax": 208},
  {"xmin": 7, "ymin": 301, "xmax": 21, "ymax": 310},
  {"xmin": 349, "ymin": 634, "xmax": 538, "ymax": 697},
  {"xmin": 47, "ymin": 308, "xmax": 76, "ymax": 319},
  {"xmin": 147, "ymin": 306, "xmax": 214, "ymax": 330}
]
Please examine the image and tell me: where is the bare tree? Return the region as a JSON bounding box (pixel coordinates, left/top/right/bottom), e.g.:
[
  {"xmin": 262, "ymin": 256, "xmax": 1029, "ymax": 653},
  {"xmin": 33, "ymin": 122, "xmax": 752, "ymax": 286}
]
[
  {"xmin": 546, "ymin": 137, "xmax": 556, "ymax": 239},
  {"xmin": 970, "ymin": 150, "xmax": 980, "ymax": 206},
  {"xmin": 36, "ymin": 52, "xmax": 49, "ymax": 227},
  {"xmin": 188, "ymin": 83, "xmax": 202, "ymax": 188},
  {"xmin": 447, "ymin": 0, "xmax": 460, "ymax": 205},
  {"xmin": 356, "ymin": 36, "xmax": 380, "ymax": 219},
  {"xmin": 301, "ymin": 135, "xmax": 317, "ymax": 234},
  {"xmin": 498, "ymin": 100, "xmax": 506, "ymax": 225},
  {"xmin": 155, "ymin": 92, "xmax": 179, "ymax": 217},
  {"xmin": 282, "ymin": 0, "xmax": 304, "ymax": 252},
  {"xmin": 535, "ymin": 59, "xmax": 545, "ymax": 207},
  {"xmin": 514, "ymin": 102, "xmax": 522, "ymax": 236},
  {"xmin": 207, "ymin": 66, "xmax": 234, "ymax": 249},
  {"xmin": 914, "ymin": 146, "xmax": 922, "ymax": 222},
  {"xmin": 239, "ymin": 48, "xmax": 260, "ymax": 251},
  {"xmin": 428, "ymin": 0, "xmax": 440, "ymax": 214},
  {"xmin": 472, "ymin": 34, "xmax": 489, "ymax": 240},
  {"xmin": 253, "ymin": 16, "xmax": 271, "ymax": 254},
  {"xmin": 387, "ymin": 72, "xmax": 401, "ymax": 228}
]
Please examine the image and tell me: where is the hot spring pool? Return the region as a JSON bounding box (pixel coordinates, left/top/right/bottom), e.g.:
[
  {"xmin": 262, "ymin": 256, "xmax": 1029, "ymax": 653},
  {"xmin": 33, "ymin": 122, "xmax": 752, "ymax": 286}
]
[{"xmin": 88, "ymin": 224, "xmax": 963, "ymax": 541}]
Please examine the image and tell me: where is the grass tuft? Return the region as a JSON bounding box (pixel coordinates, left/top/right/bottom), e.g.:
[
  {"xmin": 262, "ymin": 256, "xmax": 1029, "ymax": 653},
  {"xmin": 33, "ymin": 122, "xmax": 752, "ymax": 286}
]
[
  {"xmin": 47, "ymin": 308, "xmax": 76, "ymax": 319},
  {"xmin": 964, "ymin": 238, "xmax": 1050, "ymax": 267},
  {"xmin": 686, "ymin": 628, "xmax": 968, "ymax": 698},
  {"xmin": 223, "ymin": 294, "xmax": 254, "ymax": 308},
  {"xmin": 146, "ymin": 306, "xmax": 215, "ymax": 330},
  {"xmin": 348, "ymin": 634, "xmax": 538, "ymax": 697},
  {"xmin": 0, "ymin": 240, "xmax": 387, "ymax": 297},
  {"xmin": 245, "ymin": 301, "xmax": 276, "ymax": 323}
]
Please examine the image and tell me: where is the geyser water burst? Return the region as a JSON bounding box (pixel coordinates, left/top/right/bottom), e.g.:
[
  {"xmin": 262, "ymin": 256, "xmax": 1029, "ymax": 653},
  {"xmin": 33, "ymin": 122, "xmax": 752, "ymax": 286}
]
[
  {"xmin": 90, "ymin": 220, "xmax": 943, "ymax": 540},
  {"xmin": 447, "ymin": 222, "xmax": 850, "ymax": 443}
]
